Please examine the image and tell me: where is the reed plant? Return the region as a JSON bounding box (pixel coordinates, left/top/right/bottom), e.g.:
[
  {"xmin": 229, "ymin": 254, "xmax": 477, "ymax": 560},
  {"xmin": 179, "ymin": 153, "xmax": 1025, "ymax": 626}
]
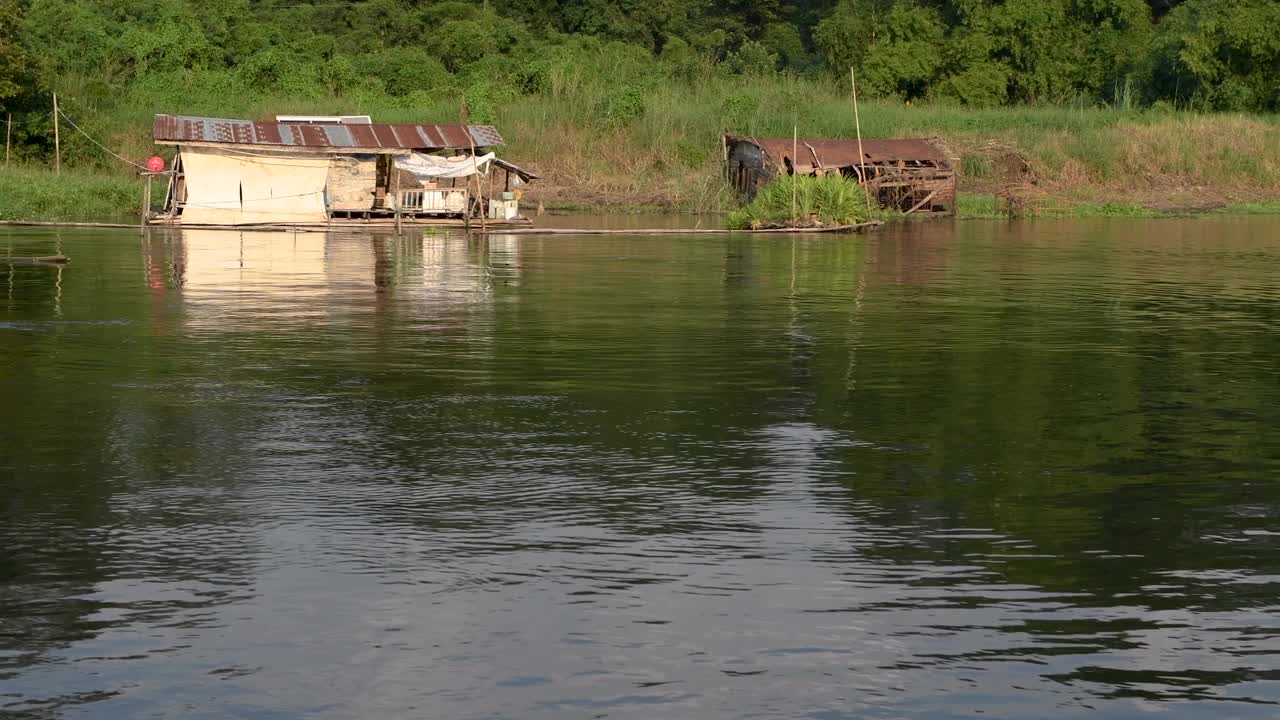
[{"xmin": 726, "ymin": 175, "xmax": 872, "ymax": 229}]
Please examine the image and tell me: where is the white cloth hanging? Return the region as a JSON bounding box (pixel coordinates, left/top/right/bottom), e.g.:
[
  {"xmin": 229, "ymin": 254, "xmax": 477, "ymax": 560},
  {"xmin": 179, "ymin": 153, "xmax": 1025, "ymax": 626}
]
[{"xmin": 394, "ymin": 153, "xmax": 495, "ymax": 179}]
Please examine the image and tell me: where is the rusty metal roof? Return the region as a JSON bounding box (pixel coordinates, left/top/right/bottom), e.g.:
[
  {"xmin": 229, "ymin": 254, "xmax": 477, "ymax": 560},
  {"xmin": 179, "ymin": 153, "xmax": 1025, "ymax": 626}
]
[
  {"xmin": 155, "ymin": 114, "xmax": 503, "ymax": 150},
  {"xmin": 726, "ymin": 135, "xmax": 950, "ymax": 169}
]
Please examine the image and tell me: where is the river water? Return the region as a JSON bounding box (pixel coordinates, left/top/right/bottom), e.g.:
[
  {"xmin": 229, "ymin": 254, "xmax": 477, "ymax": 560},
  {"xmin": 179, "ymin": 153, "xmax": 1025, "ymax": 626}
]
[{"xmin": 2, "ymin": 218, "xmax": 1279, "ymax": 719}]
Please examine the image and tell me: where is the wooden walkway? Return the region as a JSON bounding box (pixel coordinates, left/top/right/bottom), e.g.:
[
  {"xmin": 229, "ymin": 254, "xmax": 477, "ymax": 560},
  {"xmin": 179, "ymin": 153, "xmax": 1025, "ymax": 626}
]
[{"xmin": 1, "ymin": 220, "xmax": 883, "ymax": 236}]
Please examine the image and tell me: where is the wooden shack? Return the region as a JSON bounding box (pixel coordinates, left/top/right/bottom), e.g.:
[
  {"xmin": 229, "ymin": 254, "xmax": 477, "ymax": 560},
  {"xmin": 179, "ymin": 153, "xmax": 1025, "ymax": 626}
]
[
  {"xmin": 151, "ymin": 114, "xmax": 538, "ymax": 227},
  {"xmin": 724, "ymin": 135, "xmax": 957, "ymax": 215}
]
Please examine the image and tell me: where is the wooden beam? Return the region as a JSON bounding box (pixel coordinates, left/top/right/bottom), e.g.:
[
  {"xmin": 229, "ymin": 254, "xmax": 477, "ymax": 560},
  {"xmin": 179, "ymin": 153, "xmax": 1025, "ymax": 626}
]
[{"xmin": 903, "ymin": 188, "xmax": 941, "ymax": 216}]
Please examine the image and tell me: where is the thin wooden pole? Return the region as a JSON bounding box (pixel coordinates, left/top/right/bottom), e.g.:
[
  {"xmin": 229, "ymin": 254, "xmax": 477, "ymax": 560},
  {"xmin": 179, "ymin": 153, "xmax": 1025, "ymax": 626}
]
[
  {"xmin": 903, "ymin": 188, "xmax": 940, "ymax": 216},
  {"xmin": 467, "ymin": 129, "xmax": 485, "ymax": 235},
  {"xmin": 52, "ymin": 93, "xmax": 60, "ymax": 176},
  {"xmin": 141, "ymin": 175, "xmax": 152, "ymax": 233},
  {"xmin": 487, "ymin": 166, "xmax": 495, "ymax": 222},
  {"xmin": 850, "ymin": 69, "xmax": 870, "ymax": 211},
  {"xmin": 393, "ymin": 163, "xmax": 401, "ymax": 235},
  {"xmin": 5, "ymin": 113, "xmax": 10, "ymax": 167},
  {"xmin": 791, "ymin": 124, "xmax": 798, "ymax": 224}
]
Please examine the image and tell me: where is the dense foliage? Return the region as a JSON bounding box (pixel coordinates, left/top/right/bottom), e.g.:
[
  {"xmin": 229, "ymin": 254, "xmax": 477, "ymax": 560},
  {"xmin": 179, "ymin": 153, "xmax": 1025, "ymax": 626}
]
[{"xmin": 0, "ymin": 0, "xmax": 1276, "ymax": 165}]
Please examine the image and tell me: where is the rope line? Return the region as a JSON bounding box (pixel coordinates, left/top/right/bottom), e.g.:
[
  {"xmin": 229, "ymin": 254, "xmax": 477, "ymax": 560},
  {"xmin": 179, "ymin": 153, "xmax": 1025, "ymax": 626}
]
[
  {"xmin": 56, "ymin": 108, "xmax": 148, "ymax": 171},
  {"xmin": 3, "ymin": 113, "xmax": 52, "ymax": 125},
  {"xmin": 181, "ymin": 189, "xmax": 327, "ymax": 208}
]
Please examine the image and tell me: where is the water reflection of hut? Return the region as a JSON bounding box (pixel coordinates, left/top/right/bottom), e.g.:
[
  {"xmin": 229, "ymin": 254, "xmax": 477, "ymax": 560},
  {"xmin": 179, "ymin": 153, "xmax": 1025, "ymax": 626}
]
[
  {"xmin": 170, "ymin": 230, "xmax": 511, "ymax": 314},
  {"xmin": 151, "ymin": 114, "xmax": 538, "ymax": 228},
  {"xmin": 723, "ymin": 135, "xmax": 957, "ymax": 215}
]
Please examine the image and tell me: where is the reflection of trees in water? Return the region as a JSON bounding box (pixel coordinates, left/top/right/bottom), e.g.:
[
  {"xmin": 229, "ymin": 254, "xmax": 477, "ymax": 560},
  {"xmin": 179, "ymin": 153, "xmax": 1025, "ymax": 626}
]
[
  {"xmin": 0, "ymin": 379, "xmax": 262, "ymax": 701},
  {"xmin": 3, "ymin": 262, "xmax": 62, "ymax": 318},
  {"xmin": 124, "ymin": 224, "xmax": 1280, "ymax": 610},
  {"xmin": 822, "ymin": 223, "xmax": 1280, "ymax": 615},
  {"xmin": 8, "ymin": 223, "xmax": 1280, "ymax": 709}
]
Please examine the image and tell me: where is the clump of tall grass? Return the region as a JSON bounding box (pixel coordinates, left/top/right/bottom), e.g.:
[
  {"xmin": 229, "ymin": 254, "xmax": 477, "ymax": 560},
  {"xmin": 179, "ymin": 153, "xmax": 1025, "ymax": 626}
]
[{"xmin": 726, "ymin": 175, "xmax": 872, "ymax": 229}]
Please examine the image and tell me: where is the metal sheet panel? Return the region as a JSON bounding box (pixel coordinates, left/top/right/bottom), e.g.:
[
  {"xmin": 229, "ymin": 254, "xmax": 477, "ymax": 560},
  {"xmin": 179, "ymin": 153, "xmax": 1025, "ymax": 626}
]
[
  {"xmin": 154, "ymin": 114, "xmax": 504, "ymax": 150},
  {"xmin": 492, "ymin": 158, "xmax": 540, "ymax": 181}
]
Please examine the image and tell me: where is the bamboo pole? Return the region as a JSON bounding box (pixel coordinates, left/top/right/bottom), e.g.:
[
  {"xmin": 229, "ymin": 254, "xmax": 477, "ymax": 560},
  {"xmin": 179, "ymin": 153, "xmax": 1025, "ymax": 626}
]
[
  {"xmin": 850, "ymin": 69, "xmax": 870, "ymax": 210},
  {"xmin": 393, "ymin": 164, "xmax": 401, "ymax": 235},
  {"xmin": 52, "ymin": 93, "xmax": 60, "ymax": 176},
  {"xmin": 791, "ymin": 124, "xmax": 798, "ymax": 224},
  {"xmin": 467, "ymin": 130, "xmax": 486, "ymax": 235},
  {"xmin": 471, "ymin": 222, "xmax": 883, "ymax": 236},
  {"xmin": 141, "ymin": 175, "xmax": 152, "ymax": 233}
]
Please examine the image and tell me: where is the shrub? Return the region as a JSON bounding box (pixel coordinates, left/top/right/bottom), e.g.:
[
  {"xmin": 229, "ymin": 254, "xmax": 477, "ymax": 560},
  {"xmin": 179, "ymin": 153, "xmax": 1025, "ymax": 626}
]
[
  {"xmin": 602, "ymin": 84, "xmax": 647, "ymax": 128},
  {"xmin": 721, "ymin": 94, "xmax": 760, "ymax": 128},
  {"xmin": 353, "ymin": 48, "xmax": 453, "ymax": 98},
  {"xmin": 463, "ymin": 82, "xmax": 502, "ymax": 124},
  {"xmin": 429, "ymin": 20, "xmax": 498, "ymax": 73},
  {"xmin": 676, "ymin": 140, "xmax": 709, "ymax": 168},
  {"xmin": 726, "ymin": 41, "xmax": 779, "ymax": 76}
]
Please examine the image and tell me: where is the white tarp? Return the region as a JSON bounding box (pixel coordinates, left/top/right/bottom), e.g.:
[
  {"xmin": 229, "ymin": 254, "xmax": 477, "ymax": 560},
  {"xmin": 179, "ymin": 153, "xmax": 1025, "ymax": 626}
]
[
  {"xmin": 180, "ymin": 148, "xmax": 246, "ymax": 225},
  {"xmin": 238, "ymin": 153, "xmax": 329, "ymax": 223},
  {"xmin": 394, "ymin": 152, "xmax": 495, "ymax": 179},
  {"xmin": 180, "ymin": 147, "xmax": 329, "ymax": 225}
]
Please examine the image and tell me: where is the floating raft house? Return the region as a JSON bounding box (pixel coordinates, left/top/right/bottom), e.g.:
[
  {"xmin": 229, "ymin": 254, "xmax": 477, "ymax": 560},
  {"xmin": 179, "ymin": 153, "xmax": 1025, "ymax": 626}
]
[{"xmin": 151, "ymin": 114, "xmax": 538, "ymax": 228}]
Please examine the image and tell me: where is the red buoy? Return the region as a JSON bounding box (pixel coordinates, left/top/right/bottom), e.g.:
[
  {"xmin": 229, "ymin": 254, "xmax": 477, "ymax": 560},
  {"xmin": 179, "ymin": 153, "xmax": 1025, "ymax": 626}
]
[{"xmin": 146, "ymin": 156, "xmax": 165, "ymax": 173}]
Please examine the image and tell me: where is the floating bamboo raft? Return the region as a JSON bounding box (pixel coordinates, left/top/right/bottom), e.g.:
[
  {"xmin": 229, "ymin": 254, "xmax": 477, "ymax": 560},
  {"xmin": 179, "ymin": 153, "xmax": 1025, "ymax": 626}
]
[
  {"xmin": 1, "ymin": 219, "xmax": 882, "ymax": 236},
  {"xmin": 479, "ymin": 221, "xmax": 883, "ymax": 236},
  {"xmin": 0, "ymin": 255, "xmax": 69, "ymax": 264}
]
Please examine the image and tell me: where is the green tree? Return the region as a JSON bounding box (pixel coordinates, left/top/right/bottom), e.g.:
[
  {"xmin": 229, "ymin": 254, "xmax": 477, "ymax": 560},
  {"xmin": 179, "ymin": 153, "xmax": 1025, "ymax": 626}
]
[
  {"xmin": 0, "ymin": 0, "xmax": 32, "ymax": 106},
  {"xmin": 21, "ymin": 0, "xmax": 124, "ymax": 80},
  {"xmin": 1147, "ymin": 0, "xmax": 1280, "ymax": 111},
  {"xmin": 860, "ymin": 2, "xmax": 947, "ymax": 99},
  {"xmin": 814, "ymin": 0, "xmax": 895, "ymax": 76}
]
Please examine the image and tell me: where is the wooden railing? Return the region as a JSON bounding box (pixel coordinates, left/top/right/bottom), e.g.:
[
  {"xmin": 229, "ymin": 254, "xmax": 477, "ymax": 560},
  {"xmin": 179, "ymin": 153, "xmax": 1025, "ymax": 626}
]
[{"xmin": 396, "ymin": 188, "xmax": 468, "ymax": 214}]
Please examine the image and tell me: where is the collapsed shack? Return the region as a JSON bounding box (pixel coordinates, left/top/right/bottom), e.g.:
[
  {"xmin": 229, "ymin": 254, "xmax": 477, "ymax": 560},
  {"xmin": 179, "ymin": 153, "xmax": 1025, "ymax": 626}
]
[
  {"xmin": 151, "ymin": 114, "xmax": 538, "ymax": 227},
  {"xmin": 724, "ymin": 135, "xmax": 957, "ymax": 215}
]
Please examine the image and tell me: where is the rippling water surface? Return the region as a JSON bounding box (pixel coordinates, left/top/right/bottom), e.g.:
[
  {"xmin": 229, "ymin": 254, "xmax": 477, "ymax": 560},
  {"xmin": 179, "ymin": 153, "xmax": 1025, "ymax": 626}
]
[{"xmin": 2, "ymin": 218, "xmax": 1279, "ymax": 719}]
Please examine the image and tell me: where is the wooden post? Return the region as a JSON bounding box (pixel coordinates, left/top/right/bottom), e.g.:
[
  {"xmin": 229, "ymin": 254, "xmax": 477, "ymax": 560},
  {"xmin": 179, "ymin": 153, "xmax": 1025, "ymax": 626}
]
[
  {"xmin": 487, "ymin": 165, "xmax": 495, "ymax": 224},
  {"xmin": 476, "ymin": 172, "xmax": 486, "ymax": 234},
  {"xmin": 52, "ymin": 93, "xmax": 60, "ymax": 176},
  {"xmin": 392, "ymin": 163, "xmax": 401, "ymax": 235},
  {"xmin": 141, "ymin": 174, "xmax": 152, "ymax": 233},
  {"xmin": 5, "ymin": 113, "xmax": 10, "ymax": 167},
  {"xmin": 467, "ymin": 127, "xmax": 485, "ymax": 235},
  {"xmin": 464, "ymin": 185, "xmax": 471, "ymax": 233},
  {"xmin": 791, "ymin": 125, "xmax": 798, "ymax": 225},
  {"xmin": 851, "ymin": 68, "xmax": 871, "ymax": 211}
]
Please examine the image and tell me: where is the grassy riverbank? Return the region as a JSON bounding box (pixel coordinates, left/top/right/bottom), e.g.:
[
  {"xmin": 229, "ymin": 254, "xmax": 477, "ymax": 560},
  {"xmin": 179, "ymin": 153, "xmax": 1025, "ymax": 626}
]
[
  {"xmin": 8, "ymin": 75, "xmax": 1280, "ymax": 221},
  {"xmin": 0, "ymin": 166, "xmax": 143, "ymax": 223}
]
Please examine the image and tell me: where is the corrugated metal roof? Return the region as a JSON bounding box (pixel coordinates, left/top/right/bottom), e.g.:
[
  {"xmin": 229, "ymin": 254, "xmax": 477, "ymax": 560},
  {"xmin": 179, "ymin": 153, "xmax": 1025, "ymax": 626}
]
[
  {"xmin": 154, "ymin": 114, "xmax": 503, "ymax": 150},
  {"xmin": 726, "ymin": 135, "xmax": 950, "ymax": 169}
]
